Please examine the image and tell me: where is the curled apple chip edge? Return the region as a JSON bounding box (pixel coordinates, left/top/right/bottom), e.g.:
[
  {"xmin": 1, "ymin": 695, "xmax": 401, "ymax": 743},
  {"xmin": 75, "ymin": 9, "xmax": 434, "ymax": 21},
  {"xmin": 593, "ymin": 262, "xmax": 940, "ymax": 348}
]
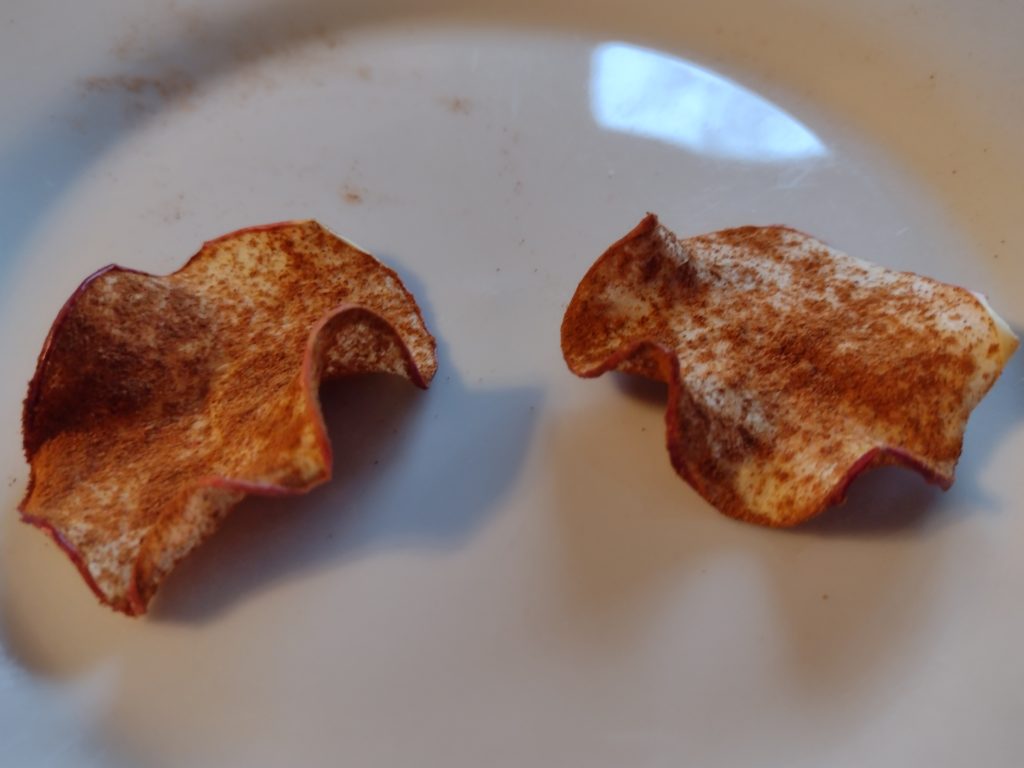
[
  {"xmin": 561, "ymin": 214, "xmax": 1018, "ymax": 527},
  {"xmin": 19, "ymin": 220, "xmax": 437, "ymax": 615}
]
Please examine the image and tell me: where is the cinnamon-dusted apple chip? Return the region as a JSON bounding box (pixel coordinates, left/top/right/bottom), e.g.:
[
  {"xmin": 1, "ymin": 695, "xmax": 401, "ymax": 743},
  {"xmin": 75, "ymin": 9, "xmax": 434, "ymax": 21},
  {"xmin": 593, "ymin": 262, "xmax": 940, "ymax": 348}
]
[
  {"xmin": 20, "ymin": 221, "xmax": 437, "ymax": 615},
  {"xmin": 561, "ymin": 214, "xmax": 1017, "ymax": 526}
]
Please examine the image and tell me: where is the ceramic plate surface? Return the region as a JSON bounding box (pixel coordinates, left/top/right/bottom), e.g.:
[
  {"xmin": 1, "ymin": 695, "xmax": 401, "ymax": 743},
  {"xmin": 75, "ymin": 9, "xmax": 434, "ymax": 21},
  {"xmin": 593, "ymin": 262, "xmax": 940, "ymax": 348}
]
[{"xmin": 1, "ymin": 1, "xmax": 1022, "ymax": 766}]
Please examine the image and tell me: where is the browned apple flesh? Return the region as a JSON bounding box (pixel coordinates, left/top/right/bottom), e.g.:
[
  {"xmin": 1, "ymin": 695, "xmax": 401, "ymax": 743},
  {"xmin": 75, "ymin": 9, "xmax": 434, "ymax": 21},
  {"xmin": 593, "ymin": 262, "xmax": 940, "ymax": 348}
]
[
  {"xmin": 561, "ymin": 214, "xmax": 1017, "ymax": 526},
  {"xmin": 20, "ymin": 221, "xmax": 437, "ymax": 615}
]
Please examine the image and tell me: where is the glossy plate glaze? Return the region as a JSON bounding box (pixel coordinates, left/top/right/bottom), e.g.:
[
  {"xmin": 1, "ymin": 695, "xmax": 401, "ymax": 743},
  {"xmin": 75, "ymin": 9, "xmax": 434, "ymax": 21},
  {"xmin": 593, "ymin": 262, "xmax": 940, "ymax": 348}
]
[{"xmin": 1, "ymin": 1, "xmax": 1021, "ymax": 766}]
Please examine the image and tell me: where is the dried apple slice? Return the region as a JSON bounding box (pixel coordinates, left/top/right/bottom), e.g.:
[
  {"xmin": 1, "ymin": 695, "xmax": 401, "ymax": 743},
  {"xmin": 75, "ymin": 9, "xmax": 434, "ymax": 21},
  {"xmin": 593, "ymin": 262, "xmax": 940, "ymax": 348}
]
[
  {"xmin": 20, "ymin": 221, "xmax": 437, "ymax": 615},
  {"xmin": 561, "ymin": 214, "xmax": 1018, "ymax": 526}
]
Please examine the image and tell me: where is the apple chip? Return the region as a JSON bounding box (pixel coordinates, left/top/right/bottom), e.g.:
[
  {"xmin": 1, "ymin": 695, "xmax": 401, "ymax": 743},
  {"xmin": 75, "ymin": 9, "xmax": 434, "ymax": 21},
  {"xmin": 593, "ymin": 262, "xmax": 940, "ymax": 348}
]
[
  {"xmin": 561, "ymin": 214, "xmax": 1017, "ymax": 526},
  {"xmin": 20, "ymin": 221, "xmax": 437, "ymax": 615}
]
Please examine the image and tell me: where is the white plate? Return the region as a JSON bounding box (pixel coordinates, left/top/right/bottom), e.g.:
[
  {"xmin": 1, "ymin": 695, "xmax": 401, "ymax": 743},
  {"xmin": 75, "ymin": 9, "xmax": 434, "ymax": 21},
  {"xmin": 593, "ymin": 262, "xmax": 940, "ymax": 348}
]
[{"xmin": 2, "ymin": 1, "xmax": 1022, "ymax": 765}]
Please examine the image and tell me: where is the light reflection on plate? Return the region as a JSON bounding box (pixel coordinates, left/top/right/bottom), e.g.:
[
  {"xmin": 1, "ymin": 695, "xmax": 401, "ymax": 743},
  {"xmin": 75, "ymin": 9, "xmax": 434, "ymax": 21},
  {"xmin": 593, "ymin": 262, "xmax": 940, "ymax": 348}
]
[{"xmin": 590, "ymin": 42, "xmax": 826, "ymax": 162}]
